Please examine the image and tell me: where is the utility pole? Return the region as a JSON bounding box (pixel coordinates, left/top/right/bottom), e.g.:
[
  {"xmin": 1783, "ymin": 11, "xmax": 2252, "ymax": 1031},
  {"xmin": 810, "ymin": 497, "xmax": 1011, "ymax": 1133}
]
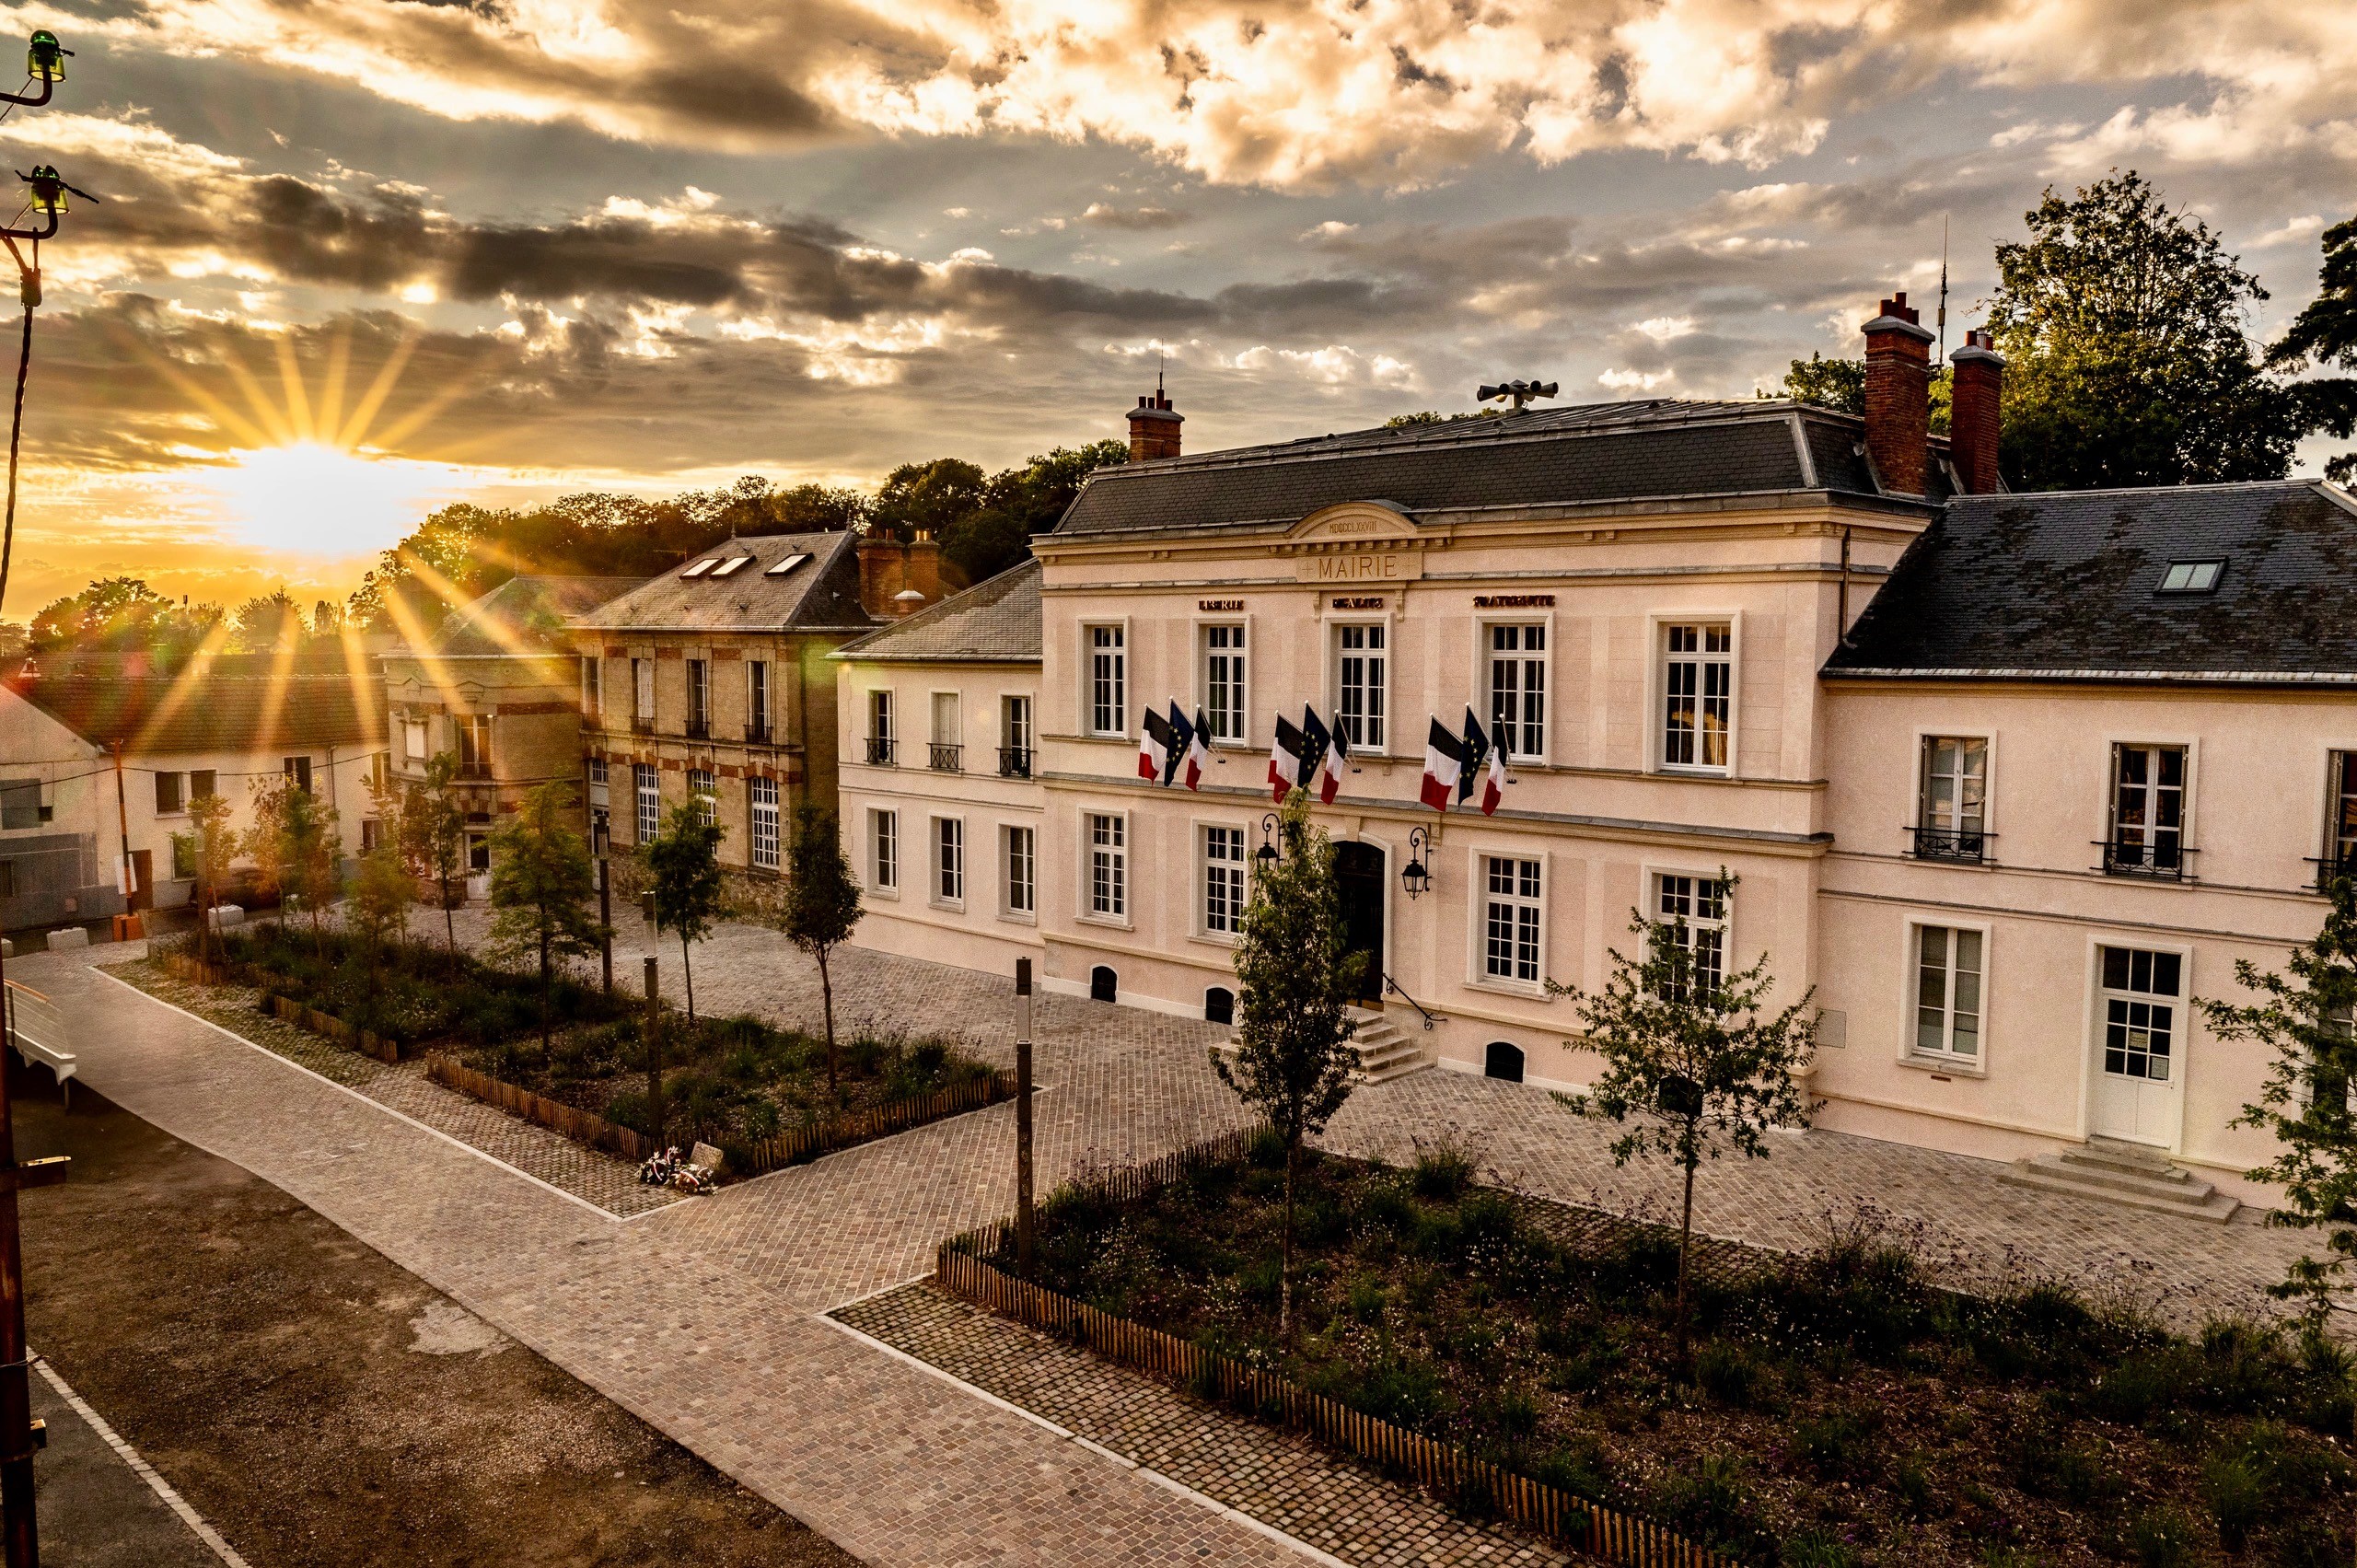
[
  {"xmin": 1015, "ymin": 958, "xmax": 1034, "ymax": 1277},
  {"xmin": 0, "ymin": 34, "xmax": 92, "ymax": 1568},
  {"xmin": 644, "ymin": 955, "xmax": 664, "ymax": 1149},
  {"xmin": 109, "ymin": 741, "xmax": 131, "ymax": 927}
]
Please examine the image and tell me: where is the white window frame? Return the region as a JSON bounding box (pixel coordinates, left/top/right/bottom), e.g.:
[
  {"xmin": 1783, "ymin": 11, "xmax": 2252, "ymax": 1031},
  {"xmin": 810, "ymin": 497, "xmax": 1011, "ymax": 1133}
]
[
  {"xmin": 1483, "ymin": 619, "xmax": 1550, "ymax": 763},
  {"xmin": 634, "ymin": 762, "xmax": 659, "ymax": 842},
  {"xmin": 1199, "ymin": 621, "xmax": 1249, "ymax": 745},
  {"xmin": 402, "ymin": 718, "xmax": 427, "ymax": 761},
  {"xmin": 934, "ymin": 815, "xmax": 965, "ymax": 908},
  {"xmin": 1002, "ymin": 823, "xmax": 1037, "ymax": 921},
  {"xmin": 688, "ymin": 767, "xmax": 716, "ymax": 827},
  {"xmin": 931, "ymin": 690, "xmax": 963, "ymax": 748},
  {"xmin": 749, "ymin": 775, "xmax": 780, "ymax": 871},
  {"xmin": 869, "ymin": 807, "xmax": 900, "ymax": 895},
  {"xmin": 633, "ymin": 658, "xmax": 656, "ymax": 723},
  {"xmin": 1649, "ymin": 869, "xmax": 1729, "ymax": 999},
  {"xmin": 1085, "ymin": 622, "xmax": 1128, "ymax": 738},
  {"xmin": 1332, "ymin": 619, "xmax": 1389, "ymax": 754},
  {"xmin": 581, "ymin": 656, "xmax": 602, "ymax": 721},
  {"xmin": 1474, "ymin": 852, "xmax": 1546, "ymax": 992},
  {"xmin": 1001, "ymin": 694, "xmax": 1035, "ymax": 775},
  {"xmin": 686, "ymin": 657, "xmax": 711, "ymax": 733},
  {"xmin": 1654, "ymin": 616, "xmax": 1736, "ymax": 775},
  {"xmin": 1084, "ymin": 810, "xmax": 1129, "ymax": 925},
  {"xmin": 1905, "ymin": 918, "xmax": 1990, "ymax": 1072},
  {"xmin": 2105, "ymin": 738, "xmax": 2196, "ymax": 875},
  {"xmin": 1199, "ymin": 821, "xmax": 1248, "ymax": 943},
  {"xmin": 747, "ymin": 659, "xmax": 770, "ymax": 737}
]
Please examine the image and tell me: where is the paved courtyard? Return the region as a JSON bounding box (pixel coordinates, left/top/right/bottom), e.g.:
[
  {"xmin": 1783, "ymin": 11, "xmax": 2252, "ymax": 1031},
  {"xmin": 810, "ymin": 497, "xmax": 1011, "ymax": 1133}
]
[{"xmin": 7, "ymin": 913, "xmax": 2326, "ymax": 1564}]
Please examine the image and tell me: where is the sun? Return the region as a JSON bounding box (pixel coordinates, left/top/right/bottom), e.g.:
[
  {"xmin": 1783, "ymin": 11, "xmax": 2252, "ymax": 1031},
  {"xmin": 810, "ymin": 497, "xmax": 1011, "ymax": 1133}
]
[{"xmin": 202, "ymin": 441, "xmax": 479, "ymax": 557}]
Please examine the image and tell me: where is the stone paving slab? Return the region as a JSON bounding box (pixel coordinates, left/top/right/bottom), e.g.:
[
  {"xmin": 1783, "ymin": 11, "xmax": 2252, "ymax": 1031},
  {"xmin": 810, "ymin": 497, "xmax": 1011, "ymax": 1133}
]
[
  {"xmin": 835, "ymin": 1282, "xmax": 1573, "ymax": 1568},
  {"xmin": 107, "ymin": 958, "xmax": 682, "ymax": 1218}
]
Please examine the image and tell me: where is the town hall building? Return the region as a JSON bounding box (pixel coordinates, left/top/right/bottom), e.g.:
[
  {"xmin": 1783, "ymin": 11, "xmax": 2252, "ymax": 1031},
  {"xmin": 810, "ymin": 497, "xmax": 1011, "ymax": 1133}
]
[{"xmin": 834, "ymin": 295, "xmax": 2357, "ymax": 1211}]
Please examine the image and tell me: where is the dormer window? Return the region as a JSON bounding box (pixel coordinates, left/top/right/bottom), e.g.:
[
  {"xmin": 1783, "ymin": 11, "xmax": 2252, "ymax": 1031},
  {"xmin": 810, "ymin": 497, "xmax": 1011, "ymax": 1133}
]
[
  {"xmin": 709, "ymin": 555, "xmax": 752, "ymax": 577},
  {"xmin": 680, "ymin": 558, "xmax": 717, "ymax": 578},
  {"xmin": 2156, "ymin": 560, "xmax": 2223, "ymax": 595}
]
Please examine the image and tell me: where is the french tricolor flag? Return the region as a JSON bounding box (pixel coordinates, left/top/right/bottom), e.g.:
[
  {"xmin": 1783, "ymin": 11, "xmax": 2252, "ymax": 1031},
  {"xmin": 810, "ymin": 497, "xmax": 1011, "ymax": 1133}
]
[
  {"xmin": 1268, "ymin": 714, "xmax": 1305, "ymax": 802},
  {"xmin": 1420, "ymin": 716, "xmax": 1463, "ymax": 810},
  {"xmin": 1137, "ymin": 706, "xmax": 1173, "ymax": 783},
  {"xmin": 1183, "ymin": 706, "xmax": 1211, "ymax": 791},
  {"xmin": 1317, "ymin": 713, "xmax": 1348, "ymax": 804}
]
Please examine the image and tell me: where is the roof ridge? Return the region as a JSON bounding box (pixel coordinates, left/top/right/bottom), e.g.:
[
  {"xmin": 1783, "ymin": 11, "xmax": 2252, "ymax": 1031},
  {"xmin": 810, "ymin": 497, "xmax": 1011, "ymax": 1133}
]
[{"xmin": 1950, "ymin": 477, "xmax": 2319, "ymax": 504}]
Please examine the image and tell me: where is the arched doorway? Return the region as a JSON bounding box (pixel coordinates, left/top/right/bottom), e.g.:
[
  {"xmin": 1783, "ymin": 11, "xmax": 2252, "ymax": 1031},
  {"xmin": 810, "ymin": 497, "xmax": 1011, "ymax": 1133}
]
[{"xmin": 1331, "ymin": 842, "xmax": 1386, "ymax": 1005}]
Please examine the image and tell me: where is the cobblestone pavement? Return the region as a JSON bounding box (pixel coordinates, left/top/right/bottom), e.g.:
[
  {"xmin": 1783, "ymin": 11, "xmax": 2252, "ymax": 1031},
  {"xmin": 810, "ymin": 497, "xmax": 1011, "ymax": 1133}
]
[
  {"xmin": 836, "ymin": 1283, "xmax": 1572, "ymax": 1568},
  {"xmin": 43, "ymin": 914, "xmax": 2326, "ymax": 1565},
  {"xmin": 110, "ymin": 958, "xmax": 682, "ymax": 1218}
]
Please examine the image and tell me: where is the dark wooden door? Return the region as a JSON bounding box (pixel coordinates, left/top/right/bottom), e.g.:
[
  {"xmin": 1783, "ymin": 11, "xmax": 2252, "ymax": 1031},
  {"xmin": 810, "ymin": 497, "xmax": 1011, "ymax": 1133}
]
[
  {"xmin": 1332, "ymin": 842, "xmax": 1385, "ymax": 1004},
  {"xmin": 130, "ymin": 849, "xmax": 154, "ymax": 912}
]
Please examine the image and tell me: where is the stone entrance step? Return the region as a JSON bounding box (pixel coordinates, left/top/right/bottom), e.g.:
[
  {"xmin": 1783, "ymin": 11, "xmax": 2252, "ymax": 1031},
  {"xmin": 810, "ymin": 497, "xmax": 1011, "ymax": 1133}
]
[
  {"xmin": 1213, "ymin": 1005, "xmax": 1434, "ymax": 1086},
  {"xmin": 1998, "ymin": 1137, "xmax": 2239, "ymax": 1223}
]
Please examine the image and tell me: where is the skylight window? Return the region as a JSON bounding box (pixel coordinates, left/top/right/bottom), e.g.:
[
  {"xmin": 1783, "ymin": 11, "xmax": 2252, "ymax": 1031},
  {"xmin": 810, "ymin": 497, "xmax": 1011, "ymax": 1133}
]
[
  {"xmin": 765, "ymin": 552, "xmax": 810, "ymax": 577},
  {"xmin": 680, "ymin": 558, "xmax": 718, "ymax": 578},
  {"xmin": 2157, "ymin": 560, "xmax": 2224, "ymax": 595},
  {"xmin": 709, "ymin": 555, "xmax": 753, "ymax": 577}
]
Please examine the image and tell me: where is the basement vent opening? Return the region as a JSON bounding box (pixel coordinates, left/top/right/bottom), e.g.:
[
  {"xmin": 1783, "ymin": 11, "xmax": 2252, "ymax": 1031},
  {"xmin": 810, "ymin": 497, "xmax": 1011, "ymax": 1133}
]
[
  {"xmin": 2156, "ymin": 560, "xmax": 2224, "ymax": 595},
  {"xmin": 679, "ymin": 558, "xmax": 717, "ymax": 578}
]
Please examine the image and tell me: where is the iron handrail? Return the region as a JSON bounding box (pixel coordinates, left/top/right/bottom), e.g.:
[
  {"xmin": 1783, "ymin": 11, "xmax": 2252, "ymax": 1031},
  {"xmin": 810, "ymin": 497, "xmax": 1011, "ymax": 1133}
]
[{"xmin": 1382, "ymin": 972, "xmax": 1440, "ymax": 1030}]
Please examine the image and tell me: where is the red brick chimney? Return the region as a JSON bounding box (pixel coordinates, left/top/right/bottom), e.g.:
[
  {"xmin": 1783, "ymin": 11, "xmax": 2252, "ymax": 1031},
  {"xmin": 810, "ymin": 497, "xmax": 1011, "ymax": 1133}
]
[
  {"xmin": 903, "ymin": 530, "xmax": 943, "ymax": 603},
  {"xmin": 1127, "ymin": 378, "xmax": 1182, "ymax": 461},
  {"xmin": 856, "ymin": 535, "xmax": 903, "ymax": 618},
  {"xmin": 1947, "ymin": 328, "xmax": 2005, "ymax": 494},
  {"xmin": 1861, "ymin": 292, "xmax": 1935, "ymax": 496}
]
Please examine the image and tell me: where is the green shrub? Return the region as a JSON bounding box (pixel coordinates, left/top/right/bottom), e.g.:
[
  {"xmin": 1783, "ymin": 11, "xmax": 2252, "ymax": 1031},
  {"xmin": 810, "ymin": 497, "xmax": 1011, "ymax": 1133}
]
[
  {"xmin": 1791, "ymin": 1408, "xmax": 1882, "ymax": 1481},
  {"xmin": 1528, "ymin": 1433, "xmax": 1613, "ymax": 1501},
  {"xmin": 1344, "ymin": 1275, "xmax": 1386, "ymax": 1324},
  {"xmin": 1656, "ymin": 1453, "xmax": 1765, "ymax": 1558},
  {"xmin": 2270, "ymin": 1519, "xmax": 2348, "ymax": 1568},
  {"xmin": 1409, "ymin": 1139, "xmax": 1476, "ymax": 1201},
  {"xmin": 1695, "ymin": 1341, "xmax": 1765, "ymax": 1408},
  {"xmin": 2125, "ymin": 1505, "xmax": 2197, "ymax": 1568},
  {"xmin": 2200, "ymin": 1446, "xmax": 2265, "ymax": 1554},
  {"xmin": 1781, "ymin": 1527, "xmax": 1861, "ymax": 1567},
  {"xmin": 2094, "ymin": 1350, "xmax": 2188, "ymax": 1424},
  {"xmin": 1893, "ymin": 1452, "xmax": 1937, "ymax": 1519}
]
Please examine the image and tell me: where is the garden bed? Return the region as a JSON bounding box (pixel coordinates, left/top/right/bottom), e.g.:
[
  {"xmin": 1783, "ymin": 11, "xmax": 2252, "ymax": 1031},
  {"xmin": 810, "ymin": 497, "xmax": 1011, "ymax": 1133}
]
[{"xmin": 967, "ymin": 1132, "xmax": 2356, "ymax": 1568}]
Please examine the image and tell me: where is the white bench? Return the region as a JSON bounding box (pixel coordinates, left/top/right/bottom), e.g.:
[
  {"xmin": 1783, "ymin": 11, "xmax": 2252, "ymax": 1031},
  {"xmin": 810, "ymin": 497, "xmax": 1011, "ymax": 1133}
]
[{"xmin": 4, "ymin": 981, "xmax": 75, "ymax": 1107}]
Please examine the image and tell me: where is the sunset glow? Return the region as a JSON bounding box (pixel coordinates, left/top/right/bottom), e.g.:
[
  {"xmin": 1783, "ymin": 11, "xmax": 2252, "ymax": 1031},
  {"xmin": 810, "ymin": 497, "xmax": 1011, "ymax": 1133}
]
[{"xmin": 197, "ymin": 442, "xmax": 483, "ymax": 559}]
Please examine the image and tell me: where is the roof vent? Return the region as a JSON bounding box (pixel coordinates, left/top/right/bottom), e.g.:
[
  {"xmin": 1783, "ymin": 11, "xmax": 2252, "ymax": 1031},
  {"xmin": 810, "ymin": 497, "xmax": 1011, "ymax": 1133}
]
[
  {"xmin": 765, "ymin": 552, "xmax": 810, "ymax": 577},
  {"xmin": 680, "ymin": 558, "xmax": 717, "ymax": 578},
  {"xmin": 709, "ymin": 555, "xmax": 753, "ymax": 578},
  {"xmin": 2157, "ymin": 560, "xmax": 2224, "ymax": 595}
]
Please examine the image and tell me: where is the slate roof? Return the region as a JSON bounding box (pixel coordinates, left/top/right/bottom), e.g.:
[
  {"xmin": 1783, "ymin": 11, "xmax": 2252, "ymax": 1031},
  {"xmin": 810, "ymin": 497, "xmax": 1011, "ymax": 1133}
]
[
  {"xmin": 1827, "ymin": 480, "xmax": 2357, "ymax": 681},
  {"xmin": 1053, "ymin": 399, "xmax": 1946, "ymax": 538},
  {"xmin": 834, "ymin": 560, "xmax": 1042, "ymax": 665},
  {"xmin": 425, "ymin": 575, "xmax": 641, "ymax": 656},
  {"xmin": 570, "ymin": 531, "xmax": 875, "ymax": 634},
  {"xmin": 7, "ymin": 655, "xmax": 385, "ymax": 755}
]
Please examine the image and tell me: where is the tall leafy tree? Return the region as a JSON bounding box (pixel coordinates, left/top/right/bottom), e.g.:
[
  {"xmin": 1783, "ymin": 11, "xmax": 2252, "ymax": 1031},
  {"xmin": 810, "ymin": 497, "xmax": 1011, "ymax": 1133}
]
[
  {"xmin": 2198, "ymin": 877, "xmax": 2357, "ymax": 1326},
  {"xmin": 1988, "ymin": 170, "xmax": 2303, "ymax": 490},
  {"xmin": 1549, "ymin": 876, "xmax": 1815, "ymax": 1373},
  {"xmin": 1213, "ymin": 788, "xmax": 1363, "ymax": 1338},
  {"xmin": 486, "ymin": 782, "xmax": 604, "ymax": 1063},
  {"xmin": 1769, "ymin": 354, "xmax": 1952, "ymax": 434},
  {"xmin": 2266, "ymin": 212, "xmax": 2357, "ymax": 484},
  {"xmin": 403, "ymin": 752, "xmax": 470, "ymax": 964},
  {"xmin": 755, "ymin": 806, "xmax": 864, "ymax": 1095},
  {"xmin": 642, "ymin": 800, "xmax": 726, "ymax": 1022}
]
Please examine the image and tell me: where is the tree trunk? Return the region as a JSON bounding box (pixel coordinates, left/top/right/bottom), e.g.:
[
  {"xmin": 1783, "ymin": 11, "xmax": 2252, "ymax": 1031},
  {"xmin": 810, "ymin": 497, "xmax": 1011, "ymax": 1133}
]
[
  {"xmin": 1676, "ymin": 1146, "xmax": 1698, "ymax": 1377},
  {"xmin": 442, "ymin": 875, "xmax": 457, "ymax": 973},
  {"xmin": 1281, "ymin": 1135, "xmax": 1297, "ymax": 1341},
  {"xmin": 680, "ymin": 933, "xmax": 696, "ymax": 1022},
  {"xmin": 819, "ymin": 947, "xmax": 839, "ymax": 1096}
]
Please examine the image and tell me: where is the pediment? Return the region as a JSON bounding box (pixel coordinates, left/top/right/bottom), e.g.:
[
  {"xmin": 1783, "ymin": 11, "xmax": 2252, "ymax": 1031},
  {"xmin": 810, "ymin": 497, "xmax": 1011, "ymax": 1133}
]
[{"xmin": 1288, "ymin": 501, "xmax": 1419, "ymax": 542}]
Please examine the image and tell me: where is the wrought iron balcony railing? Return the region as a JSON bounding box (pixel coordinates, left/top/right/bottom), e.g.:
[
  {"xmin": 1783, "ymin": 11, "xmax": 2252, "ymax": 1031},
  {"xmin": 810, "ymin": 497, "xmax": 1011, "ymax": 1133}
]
[
  {"xmin": 2098, "ymin": 838, "xmax": 2194, "ymax": 881},
  {"xmin": 685, "ymin": 716, "xmax": 710, "ymax": 740},
  {"xmin": 865, "ymin": 737, "xmax": 895, "ymax": 766},
  {"xmin": 928, "ymin": 743, "xmax": 963, "ymax": 773},
  {"xmin": 998, "ymin": 746, "xmax": 1034, "ymax": 779},
  {"xmin": 2309, "ymin": 851, "xmax": 2357, "ymax": 893},
  {"xmin": 1909, "ymin": 824, "xmax": 1990, "ymax": 864},
  {"xmin": 746, "ymin": 721, "xmax": 772, "ymax": 745}
]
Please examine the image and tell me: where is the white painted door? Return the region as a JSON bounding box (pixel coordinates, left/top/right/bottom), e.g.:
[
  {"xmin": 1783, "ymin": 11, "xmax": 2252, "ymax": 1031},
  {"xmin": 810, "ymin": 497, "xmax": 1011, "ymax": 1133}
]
[{"xmin": 2092, "ymin": 946, "xmax": 2183, "ymax": 1145}]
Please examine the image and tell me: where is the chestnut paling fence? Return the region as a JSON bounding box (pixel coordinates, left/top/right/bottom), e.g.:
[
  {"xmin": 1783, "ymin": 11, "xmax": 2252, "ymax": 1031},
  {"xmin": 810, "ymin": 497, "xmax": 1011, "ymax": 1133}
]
[
  {"xmin": 719, "ymin": 1071, "xmax": 1017, "ymax": 1177},
  {"xmin": 425, "ymin": 1052, "xmax": 656, "ymax": 1162},
  {"xmin": 935, "ymin": 1132, "xmax": 1736, "ymax": 1568},
  {"xmin": 163, "ymin": 949, "xmax": 406, "ymax": 1063}
]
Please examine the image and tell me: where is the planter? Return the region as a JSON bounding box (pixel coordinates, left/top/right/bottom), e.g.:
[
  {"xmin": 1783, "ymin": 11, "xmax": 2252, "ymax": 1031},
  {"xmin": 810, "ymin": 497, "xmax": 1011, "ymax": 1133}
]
[{"xmin": 424, "ymin": 1054, "xmax": 654, "ymax": 1162}]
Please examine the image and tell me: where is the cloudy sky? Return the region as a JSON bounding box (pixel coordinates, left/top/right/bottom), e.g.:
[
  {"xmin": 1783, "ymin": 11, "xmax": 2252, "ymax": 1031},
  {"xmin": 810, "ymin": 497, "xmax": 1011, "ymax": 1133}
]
[{"xmin": 0, "ymin": 0, "xmax": 2351, "ymax": 613}]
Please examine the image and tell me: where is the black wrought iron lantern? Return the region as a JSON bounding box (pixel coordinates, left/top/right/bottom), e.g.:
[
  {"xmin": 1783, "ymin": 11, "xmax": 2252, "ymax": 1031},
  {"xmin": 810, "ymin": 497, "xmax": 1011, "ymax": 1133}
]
[
  {"xmin": 1255, "ymin": 811, "xmax": 1281, "ymax": 866},
  {"xmin": 1400, "ymin": 826, "xmax": 1432, "ymax": 900}
]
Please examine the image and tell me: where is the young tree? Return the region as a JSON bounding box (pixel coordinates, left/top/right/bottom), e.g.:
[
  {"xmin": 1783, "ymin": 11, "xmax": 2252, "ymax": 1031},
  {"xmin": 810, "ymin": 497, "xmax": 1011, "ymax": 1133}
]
[
  {"xmin": 2267, "ymin": 211, "xmax": 2357, "ymax": 484},
  {"xmin": 761, "ymin": 806, "xmax": 864, "ymax": 1096},
  {"xmin": 347, "ymin": 841, "xmax": 414, "ymax": 1018},
  {"xmin": 1212, "ymin": 788, "xmax": 1364, "ymax": 1338},
  {"xmin": 642, "ymin": 799, "xmax": 726, "ymax": 1022},
  {"xmin": 404, "ymin": 752, "xmax": 469, "ymax": 964},
  {"xmin": 486, "ymin": 783, "xmax": 604, "ymax": 1063},
  {"xmin": 1988, "ymin": 170, "xmax": 2304, "ymax": 490},
  {"xmin": 244, "ymin": 777, "xmax": 339, "ymax": 952},
  {"xmin": 2198, "ymin": 877, "xmax": 2357, "ymax": 1326},
  {"xmin": 1549, "ymin": 874, "xmax": 1816, "ymax": 1373},
  {"xmin": 172, "ymin": 789, "xmax": 236, "ymax": 967}
]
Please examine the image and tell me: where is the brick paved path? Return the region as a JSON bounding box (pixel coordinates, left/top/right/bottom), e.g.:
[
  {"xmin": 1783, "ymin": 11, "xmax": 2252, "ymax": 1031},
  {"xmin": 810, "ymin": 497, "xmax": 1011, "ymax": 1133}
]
[
  {"xmin": 36, "ymin": 916, "xmax": 2323, "ymax": 1563},
  {"xmin": 836, "ymin": 1283, "xmax": 1572, "ymax": 1568}
]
